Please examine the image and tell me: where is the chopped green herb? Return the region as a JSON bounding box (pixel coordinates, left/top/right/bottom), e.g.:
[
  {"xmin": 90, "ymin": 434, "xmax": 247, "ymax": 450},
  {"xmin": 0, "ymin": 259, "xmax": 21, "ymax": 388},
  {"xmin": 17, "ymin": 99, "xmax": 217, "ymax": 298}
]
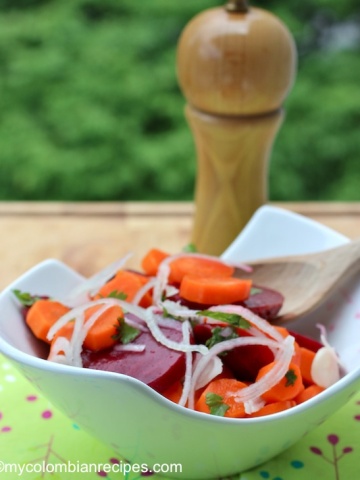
[
  {"xmin": 182, "ymin": 243, "xmax": 197, "ymax": 253},
  {"xmin": 113, "ymin": 319, "xmax": 140, "ymax": 344},
  {"xmin": 198, "ymin": 310, "xmax": 251, "ymax": 329},
  {"xmin": 13, "ymin": 289, "xmax": 41, "ymax": 307},
  {"xmin": 250, "ymin": 287, "xmax": 263, "ymax": 296},
  {"xmin": 205, "ymin": 392, "xmax": 230, "ymax": 417},
  {"xmin": 107, "ymin": 290, "xmax": 128, "ymax": 300},
  {"xmin": 206, "ymin": 326, "xmax": 239, "ymax": 349},
  {"xmin": 285, "ymin": 369, "xmax": 297, "ymax": 387}
]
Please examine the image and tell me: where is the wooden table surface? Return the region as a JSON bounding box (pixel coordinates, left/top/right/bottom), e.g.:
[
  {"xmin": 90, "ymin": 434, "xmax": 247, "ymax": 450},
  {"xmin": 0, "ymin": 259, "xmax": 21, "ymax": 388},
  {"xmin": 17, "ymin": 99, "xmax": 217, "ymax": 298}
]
[{"xmin": 0, "ymin": 201, "xmax": 359, "ymax": 290}]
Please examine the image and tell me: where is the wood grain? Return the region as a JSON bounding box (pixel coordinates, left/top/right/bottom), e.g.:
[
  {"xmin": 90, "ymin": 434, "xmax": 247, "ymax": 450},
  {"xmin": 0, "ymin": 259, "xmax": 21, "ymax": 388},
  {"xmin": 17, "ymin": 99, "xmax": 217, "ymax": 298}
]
[{"xmin": 0, "ymin": 201, "xmax": 359, "ymax": 291}]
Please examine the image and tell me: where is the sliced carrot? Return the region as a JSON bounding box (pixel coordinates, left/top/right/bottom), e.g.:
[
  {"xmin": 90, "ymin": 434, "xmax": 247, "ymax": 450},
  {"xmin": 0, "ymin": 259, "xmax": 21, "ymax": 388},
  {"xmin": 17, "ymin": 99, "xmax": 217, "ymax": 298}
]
[
  {"xmin": 169, "ymin": 257, "xmax": 234, "ymax": 285},
  {"xmin": 295, "ymin": 384, "xmax": 325, "ymax": 404},
  {"xmin": 141, "ymin": 248, "xmax": 169, "ymax": 276},
  {"xmin": 83, "ymin": 304, "xmax": 123, "ymax": 351},
  {"xmin": 256, "ymin": 362, "xmax": 304, "ymax": 402},
  {"xmin": 179, "ymin": 275, "xmax": 252, "ymax": 305},
  {"xmin": 95, "ymin": 270, "xmax": 152, "ymax": 308},
  {"xmin": 162, "ymin": 381, "xmax": 183, "ymax": 404},
  {"xmin": 48, "ymin": 304, "xmax": 123, "ymax": 354},
  {"xmin": 26, "ymin": 299, "xmax": 70, "ymax": 343},
  {"xmin": 249, "ymin": 400, "xmax": 296, "ymax": 417},
  {"xmin": 195, "ymin": 378, "xmax": 247, "ymax": 418},
  {"xmin": 274, "ymin": 326, "xmax": 290, "ymax": 338},
  {"xmin": 299, "ymin": 347, "xmax": 316, "ymax": 385}
]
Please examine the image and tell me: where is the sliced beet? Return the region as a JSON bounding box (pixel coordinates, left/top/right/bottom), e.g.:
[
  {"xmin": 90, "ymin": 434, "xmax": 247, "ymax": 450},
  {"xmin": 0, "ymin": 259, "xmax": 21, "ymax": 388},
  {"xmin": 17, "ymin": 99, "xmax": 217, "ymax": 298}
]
[
  {"xmin": 173, "ymin": 284, "xmax": 284, "ymax": 321},
  {"xmin": 288, "ymin": 329, "xmax": 322, "ymax": 352},
  {"xmin": 239, "ymin": 285, "xmax": 284, "ymax": 320},
  {"xmin": 81, "ymin": 325, "xmax": 186, "ymax": 393},
  {"xmin": 222, "ymin": 342, "xmax": 274, "ymax": 382},
  {"xmin": 193, "ymin": 323, "xmax": 274, "ymax": 382}
]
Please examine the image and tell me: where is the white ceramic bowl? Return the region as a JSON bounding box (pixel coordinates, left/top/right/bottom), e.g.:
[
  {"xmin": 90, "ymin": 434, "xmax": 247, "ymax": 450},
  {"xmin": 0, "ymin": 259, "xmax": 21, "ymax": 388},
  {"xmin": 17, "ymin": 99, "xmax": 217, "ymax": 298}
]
[{"xmin": 1, "ymin": 205, "xmax": 360, "ymax": 479}]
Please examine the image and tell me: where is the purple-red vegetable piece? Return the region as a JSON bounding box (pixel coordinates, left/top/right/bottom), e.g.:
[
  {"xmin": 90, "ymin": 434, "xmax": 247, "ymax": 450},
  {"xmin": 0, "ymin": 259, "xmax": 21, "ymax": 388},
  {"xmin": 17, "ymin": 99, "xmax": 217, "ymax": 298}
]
[{"xmin": 81, "ymin": 325, "xmax": 187, "ymax": 394}]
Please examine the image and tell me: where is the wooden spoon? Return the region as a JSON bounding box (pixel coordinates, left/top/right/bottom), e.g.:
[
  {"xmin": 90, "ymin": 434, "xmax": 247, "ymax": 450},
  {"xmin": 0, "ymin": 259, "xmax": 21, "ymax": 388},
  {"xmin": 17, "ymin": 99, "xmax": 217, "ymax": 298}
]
[{"xmin": 235, "ymin": 237, "xmax": 360, "ymax": 322}]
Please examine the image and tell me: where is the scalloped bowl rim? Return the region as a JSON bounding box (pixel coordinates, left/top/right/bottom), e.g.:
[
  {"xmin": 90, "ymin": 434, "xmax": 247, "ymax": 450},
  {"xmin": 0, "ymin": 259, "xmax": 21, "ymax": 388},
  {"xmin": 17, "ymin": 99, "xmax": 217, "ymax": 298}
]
[{"xmin": 0, "ymin": 205, "xmax": 360, "ymax": 478}]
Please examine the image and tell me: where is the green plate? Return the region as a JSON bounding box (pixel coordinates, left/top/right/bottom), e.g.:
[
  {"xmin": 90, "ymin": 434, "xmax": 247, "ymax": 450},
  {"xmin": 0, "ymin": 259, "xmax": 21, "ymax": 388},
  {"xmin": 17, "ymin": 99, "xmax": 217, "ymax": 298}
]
[{"xmin": 1, "ymin": 353, "xmax": 359, "ymax": 480}]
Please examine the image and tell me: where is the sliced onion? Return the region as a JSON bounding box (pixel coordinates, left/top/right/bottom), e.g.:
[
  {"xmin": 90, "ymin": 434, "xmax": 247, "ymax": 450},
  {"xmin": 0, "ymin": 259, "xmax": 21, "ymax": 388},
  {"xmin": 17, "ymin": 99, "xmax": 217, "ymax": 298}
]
[
  {"xmin": 113, "ymin": 344, "xmax": 146, "ymax": 353},
  {"xmin": 187, "ymin": 335, "xmax": 293, "ymax": 409},
  {"xmin": 244, "ymin": 397, "xmax": 266, "ymax": 415},
  {"xmin": 66, "ymin": 253, "xmax": 133, "ymax": 302},
  {"xmin": 160, "ymin": 300, "xmax": 199, "ymax": 319},
  {"xmin": 209, "ymin": 304, "xmax": 284, "ymax": 342},
  {"xmin": 145, "ymin": 307, "xmax": 208, "ymax": 355},
  {"xmin": 47, "ymin": 298, "xmax": 145, "ymax": 342},
  {"xmin": 178, "ymin": 320, "xmax": 193, "ymax": 407},
  {"xmin": 132, "ymin": 277, "xmax": 157, "ymax": 306},
  {"xmin": 231, "ymin": 335, "xmax": 295, "ymax": 404},
  {"xmin": 48, "ymin": 336, "xmax": 71, "ymax": 363},
  {"xmin": 194, "ymin": 355, "xmax": 223, "ymax": 391}
]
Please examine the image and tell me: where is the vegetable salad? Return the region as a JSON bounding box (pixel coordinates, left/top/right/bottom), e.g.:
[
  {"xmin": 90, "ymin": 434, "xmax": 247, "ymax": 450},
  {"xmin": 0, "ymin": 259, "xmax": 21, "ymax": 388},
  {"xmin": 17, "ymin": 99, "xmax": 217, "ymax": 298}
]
[{"xmin": 14, "ymin": 249, "xmax": 341, "ymax": 418}]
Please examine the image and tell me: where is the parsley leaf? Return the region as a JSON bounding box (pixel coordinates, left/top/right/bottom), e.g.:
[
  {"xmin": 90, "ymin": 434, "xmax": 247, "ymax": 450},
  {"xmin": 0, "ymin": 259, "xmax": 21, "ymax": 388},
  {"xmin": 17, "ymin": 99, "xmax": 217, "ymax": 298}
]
[
  {"xmin": 182, "ymin": 243, "xmax": 197, "ymax": 253},
  {"xmin": 250, "ymin": 287, "xmax": 263, "ymax": 296},
  {"xmin": 206, "ymin": 326, "xmax": 239, "ymax": 349},
  {"xmin": 205, "ymin": 392, "xmax": 230, "ymax": 416},
  {"xmin": 198, "ymin": 310, "xmax": 251, "ymax": 329},
  {"xmin": 13, "ymin": 289, "xmax": 41, "ymax": 307},
  {"xmin": 113, "ymin": 319, "xmax": 141, "ymax": 344},
  {"xmin": 107, "ymin": 290, "xmax": 128, "ymax": 300},
  {"xmin": 285, "ymin": 369, "xmax": 297, "ymax": 387}
]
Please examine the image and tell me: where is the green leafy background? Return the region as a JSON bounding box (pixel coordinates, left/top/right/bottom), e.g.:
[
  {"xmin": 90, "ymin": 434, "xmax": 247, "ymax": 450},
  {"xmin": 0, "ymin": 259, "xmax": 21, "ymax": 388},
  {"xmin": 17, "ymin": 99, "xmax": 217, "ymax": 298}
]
[{"xmin": 0, "ymin": 0, "xmax": 359, "ymax": 201}]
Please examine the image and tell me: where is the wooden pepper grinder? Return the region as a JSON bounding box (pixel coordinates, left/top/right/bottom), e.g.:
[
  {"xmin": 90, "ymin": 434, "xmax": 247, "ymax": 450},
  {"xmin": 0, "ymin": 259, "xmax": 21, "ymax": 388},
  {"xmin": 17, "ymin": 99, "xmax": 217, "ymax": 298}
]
[{"xmin": 177, "ymin": 0, "xmax": 297, "ymax": 255}]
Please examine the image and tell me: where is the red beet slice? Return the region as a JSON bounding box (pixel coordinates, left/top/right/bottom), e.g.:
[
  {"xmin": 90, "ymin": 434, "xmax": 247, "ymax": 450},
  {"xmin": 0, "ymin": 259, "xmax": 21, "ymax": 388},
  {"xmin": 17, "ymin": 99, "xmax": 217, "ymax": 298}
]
[
  {"xmin": 193, "ymin": 323, "xmax": 274, "ymax": 382},
  {"xmin": 81, "ymin": 324, "xmax": 186, "ymax": 393},
  {"xmin": 222, "ymin": 342, "xmax": 274, "ymax": 382},
  {"xmin": 288, "ymin": 329, "xmax": 322, "ymax": 352},
  {"xmin": 174, "ymin": 285, "xmax": 283, "ymax": 321},
  {"xmin": 239, "ymin": 285, "xmax": 284, "ymax": 320}
]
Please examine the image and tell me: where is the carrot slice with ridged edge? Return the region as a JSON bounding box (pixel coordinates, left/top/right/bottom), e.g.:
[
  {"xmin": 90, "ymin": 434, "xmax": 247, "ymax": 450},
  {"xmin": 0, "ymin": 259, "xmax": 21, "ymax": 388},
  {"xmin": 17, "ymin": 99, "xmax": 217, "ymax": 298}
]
[
  {"xmin": 169, "ymin": 257, "xmax": 234, "ymax": 284},
  {"xmin": 26, "ymin": 299, "xmax": 70, "ymax": 344},
  {"xmin": 83, "ymin": 304, "xmax": 123, "ymax": 351},
  {"xmin": 195, "ymin": 378, "xmax": 248, "ymax": 418},
  {"xmin": 95, "ymin": 270, "xmax": 152, "ymax": 307},
  {"xmin": 256, "ymin": 362, "xmax": 304, "ymax": 402},
  {"xmin": 141, "ymin": 248, "xmax": 169, "ymax": 276},
  {"xmin": 180, "ymin": 276, "xmax": 252, "ymax": 305},
  {"xmin": 295, "ymin": 384, "xmax": 325, "ymax": 404},
  {"xmin": 249, "ymin": 400, "xmax": 296, "ymax": 417}
]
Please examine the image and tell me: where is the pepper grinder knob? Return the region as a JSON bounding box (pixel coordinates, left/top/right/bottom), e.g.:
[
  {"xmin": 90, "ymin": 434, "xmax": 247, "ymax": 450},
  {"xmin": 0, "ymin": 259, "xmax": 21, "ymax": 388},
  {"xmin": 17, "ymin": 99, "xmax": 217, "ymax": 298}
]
[{"xmin": 177, "ymin": 1, "xmax": 297, "ymax": 255}]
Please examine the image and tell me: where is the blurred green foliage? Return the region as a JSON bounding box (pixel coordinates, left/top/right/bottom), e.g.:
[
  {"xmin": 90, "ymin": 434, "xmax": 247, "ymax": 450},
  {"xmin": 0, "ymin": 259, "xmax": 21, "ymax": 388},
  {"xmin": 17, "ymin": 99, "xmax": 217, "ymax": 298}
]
[{"xmin": 0, "ymin": 0, "xmax": 359, "ymax": 201}]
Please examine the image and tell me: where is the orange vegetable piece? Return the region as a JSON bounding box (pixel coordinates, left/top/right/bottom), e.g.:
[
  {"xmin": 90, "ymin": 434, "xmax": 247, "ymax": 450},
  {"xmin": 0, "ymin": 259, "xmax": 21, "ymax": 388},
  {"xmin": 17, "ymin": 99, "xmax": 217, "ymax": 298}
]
[
  {"xmin": 299, "ymin": 347, "xmax": 316, "ymax": 385},
  {"xmin": 26, "ymin": 299, "xmax": 70, "ymax": 343},
  {"xmin": 83, "ymin": 304, "xmax": 123, "ymax": 351},
  {"xmin": 141, "ymin": 248, "xmax": 169, "ymax": 276},
  {"xmin": 295, "ymin": 384, "xmax": 325, "ymax": 404},
  {"xmin": 162, "ymin": 381, "xmax": 183, "ymax": 404},
  {"xmin": 95, "ymin": 270, "xmax": 152, "ymax": 308},
  {"xmin": 292, "ymin": 342, "xmax": 301, "ymax": 367},
  {"xmin": 48, "ymin": 304, "xmax": 123, "ymax": 355},
  {"xmin": 179, "ymin": 275, "xmax": 252, "ymax": 305},
  {"xmin": 169, "ymin": 256, "xmax": 234, "ymax": 285},
  {"xmin": 256, "ymin": 362, "xmax": 304, "ymax": 402},
  {"xmin": 249, "ymin": 400, "xmax": 296, "ymax": 417},
  {"xmin": 195, "ymin": 378, "xmax": 247, "ymax": 418}
]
